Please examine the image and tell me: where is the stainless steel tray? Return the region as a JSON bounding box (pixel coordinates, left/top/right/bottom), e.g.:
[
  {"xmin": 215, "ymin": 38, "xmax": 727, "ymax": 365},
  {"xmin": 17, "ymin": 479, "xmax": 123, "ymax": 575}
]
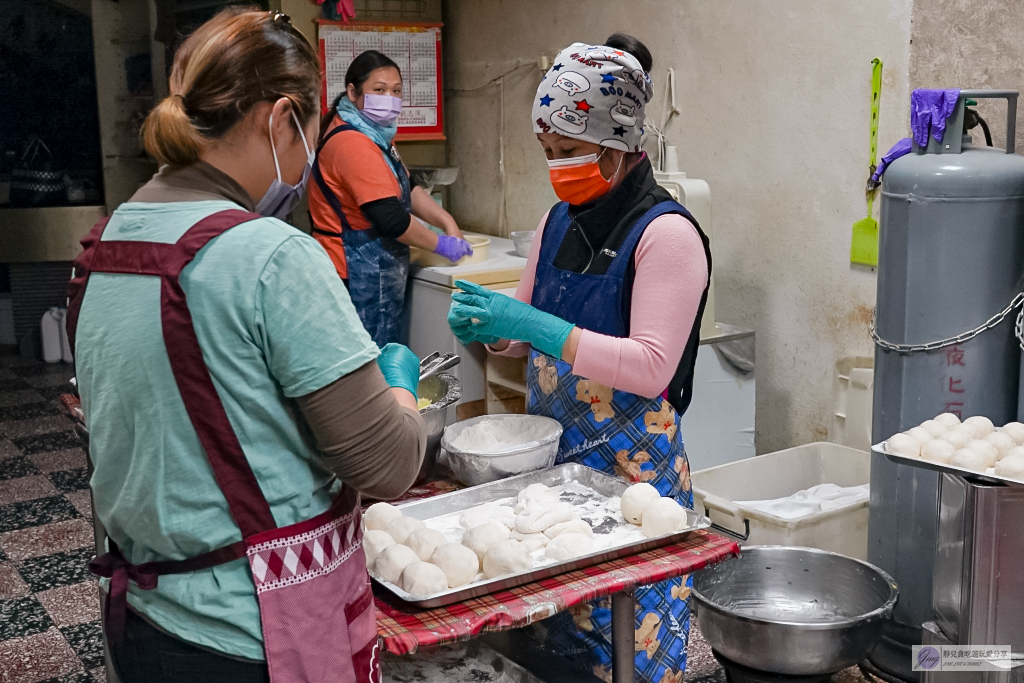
[
  {"xmin": 371, "ymin": 463, "xmax": 710, "ymax": 608},
  {"xmin": 872, "ymin": 442, "xmax": 1024, "ymax": 488}
]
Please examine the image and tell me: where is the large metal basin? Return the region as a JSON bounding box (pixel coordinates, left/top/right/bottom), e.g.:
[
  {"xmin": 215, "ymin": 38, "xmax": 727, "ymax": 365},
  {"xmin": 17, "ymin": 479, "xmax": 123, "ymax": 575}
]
[
  {"xmin": 416, "ymin": 372, "xmax": 461, "ymax": 483},
  {"xmin": 692, "ymin": 546, "xmax": 898, "ymax": 675}
]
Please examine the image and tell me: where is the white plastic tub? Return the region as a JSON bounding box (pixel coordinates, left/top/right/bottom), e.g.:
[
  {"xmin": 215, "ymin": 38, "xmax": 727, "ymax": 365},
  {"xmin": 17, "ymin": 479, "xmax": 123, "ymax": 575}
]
[{"xmin": 690, "ymin": 442, "xmax": 870, "ymax": 560}]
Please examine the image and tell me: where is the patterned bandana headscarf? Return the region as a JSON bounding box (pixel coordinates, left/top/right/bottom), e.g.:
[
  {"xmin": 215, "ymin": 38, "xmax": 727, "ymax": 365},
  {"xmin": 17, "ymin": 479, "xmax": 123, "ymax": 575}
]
[{"xmin": 532, "ymin": 42, "xmax": 654, "ymax": 152}]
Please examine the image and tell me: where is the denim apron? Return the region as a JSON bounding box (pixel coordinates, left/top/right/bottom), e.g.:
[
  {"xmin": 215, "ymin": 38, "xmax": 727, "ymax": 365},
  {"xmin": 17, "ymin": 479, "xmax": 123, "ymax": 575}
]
[
  {"xmin": 526, "ymin": 200, "xmax": 696, "ymax": 683},
  {"xmin": 312, "ymin": 124, "xmax": 412, "ymax": 347}
]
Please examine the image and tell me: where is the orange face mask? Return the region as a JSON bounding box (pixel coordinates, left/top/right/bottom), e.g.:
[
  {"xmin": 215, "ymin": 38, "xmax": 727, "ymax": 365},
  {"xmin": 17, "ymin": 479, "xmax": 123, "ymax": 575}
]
[{"xmin": 547, "ymin": 150, "xmax": 622, "ymax": 205}]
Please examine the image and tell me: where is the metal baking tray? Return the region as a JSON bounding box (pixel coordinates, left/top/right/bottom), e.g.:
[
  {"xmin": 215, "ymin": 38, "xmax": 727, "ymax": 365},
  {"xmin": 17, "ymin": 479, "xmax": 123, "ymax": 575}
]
[
  {"xmin": 370, "ymin": 463, "xmax": 711, "ymax": 608},
  {"xmin": 872, "ymin": 442, "xmax": 1024, "ymax": 488}
]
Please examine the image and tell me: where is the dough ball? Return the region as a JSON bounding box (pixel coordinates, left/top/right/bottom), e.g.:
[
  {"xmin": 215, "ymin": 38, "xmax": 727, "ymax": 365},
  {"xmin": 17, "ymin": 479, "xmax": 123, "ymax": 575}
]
[
  {"xmin": 919, "ymin": 419, "xmax": 947, "ymax": 438},
  {"xmin": 887, "ymin": 433, "xmax": 921, "ymax": 458},
  {"xmin": 995, "ymin": 453, "xmax": 1024, "ymax": 480},
  {"xmin": 963, "ymin": 416, "xmax": 994, "ymax": 437},
  {"xmin": 373, "ymin": 544, "xmax": 419, "ymax": 584},
  {"xmin": 966, "ymin": 440, "xmax": 998, "ymax": 467},
  {"xmin": 430, "ymin": 543, "xmax": 480, "ymax": 588},
  {"xmin": 462, "ymin": 522, "xmax": 510, "ymax": 560},
  {"xmin": 514, "ymin": 501, "xmax": 575, "ymax": 534},
  {"xmin": 363, "ymin": 530, "xmax": 396, "ymax": 569},
  {"xmin": 906, "ymin": 427, "xmax": 934, "ymax": 446},
  {"xmin": 940, "ymin": 430, "xmax": 972, "ymax": 450},
  {"xmin": 407, "ymin": 528, "xmax": 448, "ymax": 561},
  {"xmin": 544, "ymin": 519, "xmax": 593, "ymax": 539},
  {"xmin": 620, "ymin": 482, "xmax": 662, "ymax": 525},
  {"xmin": 1001, "ymin": 422, "xmax": 1024, "ymax": 445},
  {"xmin": 399, "ymin": 561, "xmax": 449, "ymax": 594},
  {"xmin": 514, "ymin": 483, "xmax": 559, "ymax": 513},
  {"xmin": 386, "ymin": 516, "xmax": 426, "ymax": 545},
  {"xmin": 957, "ymin": 422, "xmax": 981, "ymax": 439},
  {"xmin": 921, "ymin": 439, "xmax": 955, "ymax": 464},
  {"xmin": 934, "ymin": 412, "xmax": 962, "ymax": 429},
  {"xmin": 1006, "ymin": 446, "xmax": 1024, "ymax": 461},
  {"xmin": 641, "ymin": 497, "xmax": 685, "ymax": 538},
  {"xmin": 460, "ymin": 504, "xmax": 515, "ymax": 531},
  {"xmin": 544, "ymin": 532, "xmax": 595, "ymax": 561},
  {"xmin": 364, "ymin": 502, "xmax": 403, "ymax": 532},
  {"xmin": 951, "ymin": 449, "xmax": 988, "ymax": 472},
  {"xmin": 483, "ymin": 540, "xmax": 532, "ymax": 579},
  {"xmin": 510, "ymin": 529, "xmax": 550, "ymax": 551},
  {"xmin": 986, "ymin": 431, "xmax": 1016, "ymax": 461}
]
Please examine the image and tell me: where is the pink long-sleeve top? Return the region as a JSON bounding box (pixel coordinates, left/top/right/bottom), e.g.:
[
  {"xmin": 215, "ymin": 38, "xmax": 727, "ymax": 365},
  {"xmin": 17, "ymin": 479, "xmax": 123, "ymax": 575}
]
[{"xmin": 491, "ymin": 210, "xmax": 709, "ymax": 399}]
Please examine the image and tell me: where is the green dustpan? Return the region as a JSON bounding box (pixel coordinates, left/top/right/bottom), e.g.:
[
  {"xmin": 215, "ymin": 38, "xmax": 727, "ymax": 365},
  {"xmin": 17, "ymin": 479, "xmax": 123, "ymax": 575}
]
[{"xmin": 851, "ymin": 59, "xmax": 882, "ymax": 267}]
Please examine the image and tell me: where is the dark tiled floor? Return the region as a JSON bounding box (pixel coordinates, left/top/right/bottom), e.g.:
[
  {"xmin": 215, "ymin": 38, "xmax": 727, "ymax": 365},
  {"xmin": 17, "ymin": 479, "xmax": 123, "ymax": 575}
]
[{"xmin": 0, "ymin": 357, "xmax": 103, "ymax": 683}]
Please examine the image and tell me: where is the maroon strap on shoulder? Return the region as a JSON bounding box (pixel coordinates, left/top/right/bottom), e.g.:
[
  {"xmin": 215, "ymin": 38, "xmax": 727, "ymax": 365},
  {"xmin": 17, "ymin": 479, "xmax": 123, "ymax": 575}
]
[{"xmin": 67, "ymin": 209, "xmax": 276, "ymax": 537}]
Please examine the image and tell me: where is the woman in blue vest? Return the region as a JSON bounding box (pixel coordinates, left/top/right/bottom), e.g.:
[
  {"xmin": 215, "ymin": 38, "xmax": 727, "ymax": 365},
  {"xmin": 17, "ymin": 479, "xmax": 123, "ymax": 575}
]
[{"xmin": 447, "ymin": 34, "xmax": 711, "ymax": 682}]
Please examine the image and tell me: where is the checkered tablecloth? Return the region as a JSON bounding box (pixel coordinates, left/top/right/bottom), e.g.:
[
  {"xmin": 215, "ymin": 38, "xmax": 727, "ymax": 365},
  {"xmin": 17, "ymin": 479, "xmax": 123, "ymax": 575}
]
[{"xmin": 374, "ymin": 529, "xmax": 739, "ymax": 655}]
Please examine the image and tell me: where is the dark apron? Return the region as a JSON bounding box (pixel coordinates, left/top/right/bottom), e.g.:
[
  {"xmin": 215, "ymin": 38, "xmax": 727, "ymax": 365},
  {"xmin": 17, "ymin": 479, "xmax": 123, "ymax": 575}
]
[
  {"xmin": 312, "ymin": 123, "xmax": 412, "ymax": 347},
  {"xmin": 526, "ymin": 200, "xmax": 697, "ymax": 682},
  {"xmin": 66, "ymin": 209, "xmax": 380, "ymax": 683}
]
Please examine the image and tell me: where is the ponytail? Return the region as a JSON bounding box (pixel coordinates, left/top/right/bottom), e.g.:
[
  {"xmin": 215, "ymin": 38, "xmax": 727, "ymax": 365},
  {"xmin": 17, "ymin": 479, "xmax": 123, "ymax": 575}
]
[{"xmin": 143, "ymin": 96, "xmax": 204, "ymax": 166}]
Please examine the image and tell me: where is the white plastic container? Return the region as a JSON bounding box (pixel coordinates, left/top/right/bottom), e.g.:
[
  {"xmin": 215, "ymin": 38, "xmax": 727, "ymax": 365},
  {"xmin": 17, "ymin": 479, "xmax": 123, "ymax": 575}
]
[
  {"xmin": 690, "ymin": 442, "xmax": 870, "ymax": 560},
  {"xmin": 41, "ymin": 307, "xmax": 63, "ymax": 363},
  {"xmin": 59, "ymin": 307, "xmax": 73, "ymax": 363}
]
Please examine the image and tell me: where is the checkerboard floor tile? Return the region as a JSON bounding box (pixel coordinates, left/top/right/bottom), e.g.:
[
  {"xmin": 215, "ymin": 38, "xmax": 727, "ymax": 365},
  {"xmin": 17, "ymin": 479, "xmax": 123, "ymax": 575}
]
[{"xmin": 0, "ymin": 358, "xmax": 104, "ymax": 683}]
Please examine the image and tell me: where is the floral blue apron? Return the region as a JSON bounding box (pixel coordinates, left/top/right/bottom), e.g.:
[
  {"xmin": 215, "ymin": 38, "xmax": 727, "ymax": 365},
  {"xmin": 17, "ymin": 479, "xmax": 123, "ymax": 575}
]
[
  {"xmin": 525, "ymin": 200, "xmax": 696, "ymax": 683},
  {"xmin": 312, "ymin": 123, "xmax": 412, "ymax": 347}
]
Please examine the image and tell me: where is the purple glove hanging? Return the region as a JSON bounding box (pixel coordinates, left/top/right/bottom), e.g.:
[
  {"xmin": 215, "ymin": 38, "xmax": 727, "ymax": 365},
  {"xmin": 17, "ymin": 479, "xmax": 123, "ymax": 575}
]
[
  {"xmin": 434, "ymin": 235, "xmax": 474, "ymax": 263},
  {"xmin": 910, "ymin": 89, "xmax": 961, "ymax": 147},
  {"xmin": 871, "ymin": 138, "xmax": 913, "ymax": 184}
]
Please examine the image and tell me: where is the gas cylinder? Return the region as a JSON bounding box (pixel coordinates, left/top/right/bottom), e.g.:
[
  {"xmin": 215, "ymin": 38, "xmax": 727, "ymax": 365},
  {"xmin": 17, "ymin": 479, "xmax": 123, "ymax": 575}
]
[{"xmin": 870, "ymin": 90, "xmax": 1024, "ymax": 680}]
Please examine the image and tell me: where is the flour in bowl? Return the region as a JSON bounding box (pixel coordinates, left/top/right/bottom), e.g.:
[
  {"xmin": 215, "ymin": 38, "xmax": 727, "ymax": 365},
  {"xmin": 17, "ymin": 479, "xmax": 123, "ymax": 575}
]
[{"xmin": 449, "ymin": 416, "xmax": 550, "ymax": 453}]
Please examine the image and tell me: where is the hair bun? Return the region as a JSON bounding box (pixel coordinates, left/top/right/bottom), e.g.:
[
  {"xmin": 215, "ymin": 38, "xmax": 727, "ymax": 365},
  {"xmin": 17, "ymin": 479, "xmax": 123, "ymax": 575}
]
[{"xmin": 142, "ymin": 95, "xmax": 204, "ymax": 166}]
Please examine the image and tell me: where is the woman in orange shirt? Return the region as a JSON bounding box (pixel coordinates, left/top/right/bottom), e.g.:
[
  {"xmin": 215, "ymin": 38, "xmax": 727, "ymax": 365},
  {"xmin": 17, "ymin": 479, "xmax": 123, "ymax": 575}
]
[{"xmin": 310, "ymin": 50, "xmax": 470, "ymax": 346}]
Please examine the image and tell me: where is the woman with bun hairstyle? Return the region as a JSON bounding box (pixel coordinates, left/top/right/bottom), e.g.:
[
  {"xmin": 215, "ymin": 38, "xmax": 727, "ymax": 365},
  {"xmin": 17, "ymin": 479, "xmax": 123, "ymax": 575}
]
[
  {"xmin": 68, "ymin": 9, "xmax": 426, "ymax": 681},
  {"xmin": 309, "ymin": 49, "xmax": 471, "ymax": 346},
  {"xmin": 448, "ymin": 33, "xmax": 710, "ymax": 681}
]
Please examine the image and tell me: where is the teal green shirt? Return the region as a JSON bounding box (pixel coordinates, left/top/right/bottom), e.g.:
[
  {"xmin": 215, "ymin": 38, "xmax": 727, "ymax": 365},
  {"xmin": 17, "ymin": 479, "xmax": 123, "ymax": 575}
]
[{"xmin": 76, "ymin": 200, "xmax": 379, "ymax": 660}]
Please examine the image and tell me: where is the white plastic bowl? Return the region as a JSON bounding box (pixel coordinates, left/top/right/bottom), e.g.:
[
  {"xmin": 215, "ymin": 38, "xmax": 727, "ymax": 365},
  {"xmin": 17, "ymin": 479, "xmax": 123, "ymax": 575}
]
[
  {"xmin": 441, "ymin": 414, "xmax": 563, "ymax": 486},
  {"xmin": 510, "ymin": 231, "xmax": 535, "ymax": 258}
]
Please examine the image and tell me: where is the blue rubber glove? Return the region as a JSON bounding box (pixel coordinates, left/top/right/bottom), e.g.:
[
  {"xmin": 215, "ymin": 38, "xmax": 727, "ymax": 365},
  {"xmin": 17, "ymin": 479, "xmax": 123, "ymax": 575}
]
[
  {"xmin": 447, "ymin": 302, "xmax": 501, "ymax": 346},
  {"xmin": 448, "ymin": 280, "xmax": 575, "ymax": 358},
  {"xmin": 434, "ymin": 235, "xmax": 474, "ymax": 263},
  {"xmin": 376, "ymin": 343, "xmax": 420, "ymax": 397}
]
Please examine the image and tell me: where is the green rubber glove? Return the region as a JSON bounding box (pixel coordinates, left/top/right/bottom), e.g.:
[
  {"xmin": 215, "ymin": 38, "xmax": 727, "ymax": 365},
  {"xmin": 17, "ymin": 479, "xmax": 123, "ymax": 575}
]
[
  {"xmin": 449, "ymin": 280, "xmax": 575, "ymax": 358},
  {"xmin": 376, "ymin": 343, "xmax": 420, "ymax": 397},
  {"xmin": 447, "ymin": 300, "xmax": 500, "ymax": 346}
]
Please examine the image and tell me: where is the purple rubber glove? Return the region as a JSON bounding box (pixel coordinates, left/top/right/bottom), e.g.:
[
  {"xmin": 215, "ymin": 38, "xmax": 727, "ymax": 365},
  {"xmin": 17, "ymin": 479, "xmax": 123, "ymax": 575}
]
[
  {"xmin": 910, "ymin": 89, "xmax": 960, "ymax": 147},
  {"xmin": 434, "ymin": 235, "xmax": 474, "ymax": 263}
]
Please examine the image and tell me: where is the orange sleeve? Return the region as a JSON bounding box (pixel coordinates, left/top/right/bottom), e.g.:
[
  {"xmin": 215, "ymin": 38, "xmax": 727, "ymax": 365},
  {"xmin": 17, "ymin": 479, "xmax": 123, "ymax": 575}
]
[{"xmin": 318, "ymin": 130, "xmax": 402, "ymax": 206}]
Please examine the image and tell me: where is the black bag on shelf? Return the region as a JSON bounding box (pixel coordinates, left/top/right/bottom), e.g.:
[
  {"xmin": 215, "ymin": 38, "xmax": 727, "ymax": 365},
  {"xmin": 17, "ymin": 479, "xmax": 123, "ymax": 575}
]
[{"xmin": 10, "ymin": 137, "xmax": 66, "ymax": 206}]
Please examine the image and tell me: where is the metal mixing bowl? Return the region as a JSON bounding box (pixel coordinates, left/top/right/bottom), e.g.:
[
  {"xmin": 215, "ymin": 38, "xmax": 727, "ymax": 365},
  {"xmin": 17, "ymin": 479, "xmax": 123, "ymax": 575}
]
[
  {"xmin": 692, "ymin": 546, "xmax": 898, "ymax": 675},
  {"xmin": 441, "ymin": 414, "xmax": 562, "ymax": 486},
  {"xmin": 417, "ymin": 373, "xmax": 462, "ymax": 483}
]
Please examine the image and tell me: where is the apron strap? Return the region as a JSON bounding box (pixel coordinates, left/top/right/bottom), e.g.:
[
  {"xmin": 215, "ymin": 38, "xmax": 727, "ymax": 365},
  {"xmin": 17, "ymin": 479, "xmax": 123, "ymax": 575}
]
[
  {"xmin": 537, "ymin": 202, "xmax": 572, "ymax": 268},
  {"xmin": 311, "ymin": 123, "xmax": 358, "ymax": 236}
]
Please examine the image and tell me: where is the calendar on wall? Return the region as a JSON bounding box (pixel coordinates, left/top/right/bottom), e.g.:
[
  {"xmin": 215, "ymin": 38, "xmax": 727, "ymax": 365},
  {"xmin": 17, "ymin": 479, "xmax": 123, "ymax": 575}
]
[{"xmin": 317, "ymin": 21, "xmax": 444, "ymax": 141}]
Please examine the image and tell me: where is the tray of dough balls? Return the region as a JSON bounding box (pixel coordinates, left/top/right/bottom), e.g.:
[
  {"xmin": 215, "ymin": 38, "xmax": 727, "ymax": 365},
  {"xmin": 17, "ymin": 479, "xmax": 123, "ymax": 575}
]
[
  {"xmin": 874, "ymin": 412, "xmax": 1024, "ymax": 486},
  {"xmin": 362, "ymin": 463, "xmax": 710, "ymax": 608}
]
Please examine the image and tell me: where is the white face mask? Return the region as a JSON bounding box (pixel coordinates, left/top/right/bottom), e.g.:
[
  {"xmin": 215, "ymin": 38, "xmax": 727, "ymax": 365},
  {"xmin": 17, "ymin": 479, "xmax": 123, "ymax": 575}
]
[{"xmin": 254, "ymin": 110, "xmax": 314, "ymax": 219}]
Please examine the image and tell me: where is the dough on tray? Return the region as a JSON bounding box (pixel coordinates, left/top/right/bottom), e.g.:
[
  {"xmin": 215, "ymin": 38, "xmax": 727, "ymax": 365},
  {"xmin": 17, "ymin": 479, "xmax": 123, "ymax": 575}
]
[
  {"xmin": 995, "ymin": 453, "xmax": 1024, "ymax": 480},
  {"xmin": 619, "ymin": 482, "xmax": 662, "ymax": 524},
  {"xmin": 430, "ymin": 543, "xmax": 480, "ymax": 588},
  {"xmin": 951, "ymin": 448, "xmax": 988, "ymax": 472},
  {"xmin": 963, "ymin": 416, "xmax": 994, "ymax": 438},
  {"xmin": 483, "ymin": 540, "xmax": 532, "ymax": 579},
  {"xmin": 544, "ymin": 532, "xmax": 594, "ymax": 561},
  {"xmin": 641, "ymin": 497, "xmax": 685, "ymax": 538},
  {"xmin": 919, "ymin": 419, "xmax": 947, "ymax": 438},
  {"xmin": 940, "ymin": 430, "xmax": 972, "ymax": 450},
  {"xmin": 400, "ymin": 561, "xmax": 449, "ymax": 594},
  {"xmin": 934, "ymin": 412, "xmax": 962, "ymax": 429},
  {"xmin": 511, "ymin": 529, "xmax": 550, "ymax": 551},
  {"xmin": 463, "ymin": 522, "xmax": 510, "ymax": 560},
  {"xmin": 373, "ymin": 544, "xmax": 419, "ymax": 584},
  {"xmin": 514, "ymin": 501, "xmax": 575, "ymax": 534},
  {"xmin": 514, "ymin": 483, "xmax": 559, "ymax": 513},
  {"xmin": 906, "ymin": 427, "xmax": 933, "ymax": 445},
  {"xmin": 544, "ymin": 519, "xmax": 593, "ymax": 539},
  {"xmin": 363, "ymin": 530, "xmax": 396, "ymax": 569},
  {"xmin": 986, "ymin": 431, "xmax": 1015, "ymax": 460},
  {"xmin": 1001, "ymin": 422, "xmax": 1024, "ymax": 445},
  {"xmin": 886, "ymin": 433, "xmax": 920, "ymax": 458},
  {"xmin": 966, "ymin": 440, "xmax": 998, "ymax": 468},
  {"xmin": 386, "ymin": 516, "xmax": 426, "ymax": 545},
  {"xmin": 364, "ymin": 502, "xmax": 403, "ymax": 532},
  {"xmin": 460, "ymin": 504, "xmax": 515, "ymax": 531},
  {"xmin": 921, "ymin": 439, "xmax": 955, "ymax": 464},
  {"xmin": 407, "ymin": 528, "xmax": 448, "ymax": 562}
]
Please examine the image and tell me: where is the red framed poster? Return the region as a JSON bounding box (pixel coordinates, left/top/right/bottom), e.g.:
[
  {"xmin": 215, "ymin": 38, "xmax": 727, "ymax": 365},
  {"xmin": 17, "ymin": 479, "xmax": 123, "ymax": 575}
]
[{"xmin": 317, "ymin": 20, "xmax": 444, "ymax": 142}]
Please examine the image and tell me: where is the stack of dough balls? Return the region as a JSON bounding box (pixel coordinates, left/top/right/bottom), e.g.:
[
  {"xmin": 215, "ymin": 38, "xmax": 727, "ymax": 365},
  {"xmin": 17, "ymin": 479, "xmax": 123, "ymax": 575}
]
[
  {"xmin": 619, "ymin": 482, "xmax": 686, "ymax": 538},
  {"xmin": 513, "ymin": 484, "xmax": 596, "ymax": 564},
  {"xmin": 885, "ymin": 413, "xmax": 1024, "ymax": 476}
]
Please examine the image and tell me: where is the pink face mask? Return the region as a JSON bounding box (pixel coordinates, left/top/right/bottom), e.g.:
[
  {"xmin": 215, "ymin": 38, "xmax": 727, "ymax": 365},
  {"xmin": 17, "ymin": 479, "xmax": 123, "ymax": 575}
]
[{"xmin": 361, "ymin": 94, "xmax": 403, "ymax": 124}]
